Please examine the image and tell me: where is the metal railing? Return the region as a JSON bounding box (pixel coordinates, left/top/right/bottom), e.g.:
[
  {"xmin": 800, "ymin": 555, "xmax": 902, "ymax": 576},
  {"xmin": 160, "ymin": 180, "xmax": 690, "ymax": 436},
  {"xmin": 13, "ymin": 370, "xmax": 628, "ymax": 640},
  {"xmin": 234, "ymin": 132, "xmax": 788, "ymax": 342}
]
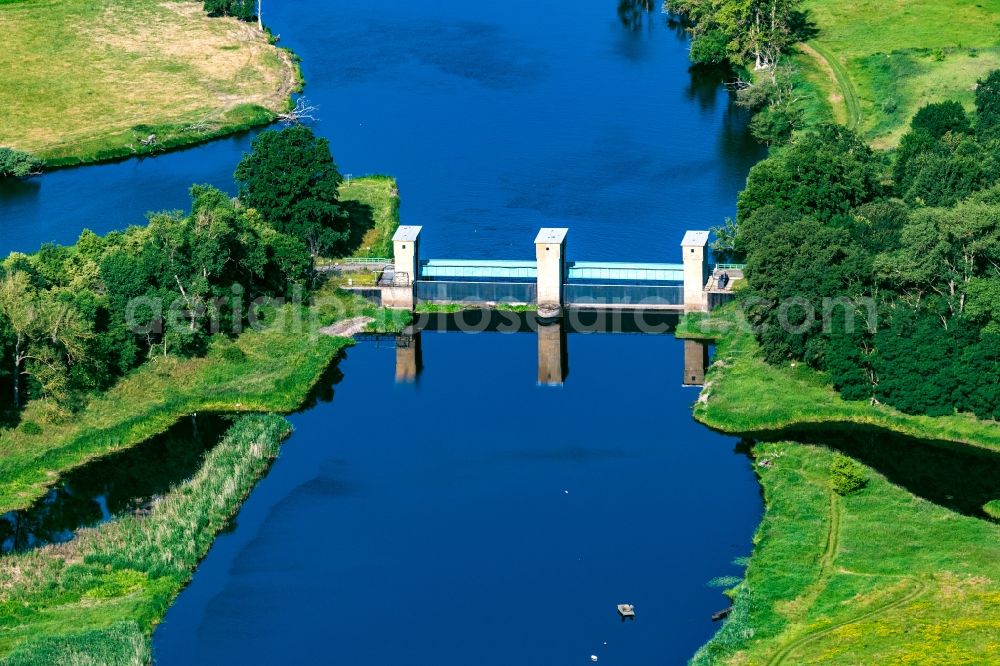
[
  {"xmin": 713, "ymin": 263, "xmax": 746, "ymax": 271},
  {"xmin": 566, "ymin": 261, "xmax": 684, "ymax": 282},
  {"xmin": 340, "ymin": 257, "xmax": 393, "ymax": 266},
  {"xmin": 419, "ymin": 259, "xmax": 537, "ymax": 280}
]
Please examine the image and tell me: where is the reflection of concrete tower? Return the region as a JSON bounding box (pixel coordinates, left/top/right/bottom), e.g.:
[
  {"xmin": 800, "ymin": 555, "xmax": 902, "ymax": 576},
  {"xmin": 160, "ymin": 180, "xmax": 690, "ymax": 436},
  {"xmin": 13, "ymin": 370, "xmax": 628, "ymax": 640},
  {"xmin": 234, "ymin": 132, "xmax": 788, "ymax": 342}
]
[
  {"xmin": 537, "ymin": 321, "xmax": 568, "ymax": 386},
  {"xmin": 683, "ymin": 338, "xmax": 709, "ymax": 386},
  {"xmin": 395, "ymin": 331, "xmax": 423, "ymax": 383}
]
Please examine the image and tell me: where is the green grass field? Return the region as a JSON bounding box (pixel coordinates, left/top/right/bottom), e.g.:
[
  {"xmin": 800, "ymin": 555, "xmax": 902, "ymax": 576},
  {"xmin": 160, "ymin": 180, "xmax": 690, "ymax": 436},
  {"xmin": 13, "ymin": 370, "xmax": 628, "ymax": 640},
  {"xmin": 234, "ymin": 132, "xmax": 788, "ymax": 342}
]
[
  {"xmin": 337, "ymin": 175, "xmax": 401, "ymax": 258},
  {"xmin": 0, "ymin": 0, "xmax": 299, "ymax": 165},
  {"xmin": 693, "ymin": 440, "xmax": 1000, "ymax": 665},
  {"xmin": 794, "ymin": 0, "xmax": 1000, "ymax": 145},
  {"xmin": 0, "ymin": 414, "xmax": 292, "ymax": 664}
]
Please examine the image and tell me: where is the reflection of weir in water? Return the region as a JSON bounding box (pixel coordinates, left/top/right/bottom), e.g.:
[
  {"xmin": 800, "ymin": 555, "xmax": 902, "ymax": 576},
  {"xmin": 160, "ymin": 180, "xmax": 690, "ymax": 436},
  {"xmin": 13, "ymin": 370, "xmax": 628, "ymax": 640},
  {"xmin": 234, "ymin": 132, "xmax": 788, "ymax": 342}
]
[
  {"xmin": 0, "ymin": 414, "xmax": 230, "ymax": 554},
  {"xmin": 355, "ymin": 311, "xmax": 710, "ymax": 388}
]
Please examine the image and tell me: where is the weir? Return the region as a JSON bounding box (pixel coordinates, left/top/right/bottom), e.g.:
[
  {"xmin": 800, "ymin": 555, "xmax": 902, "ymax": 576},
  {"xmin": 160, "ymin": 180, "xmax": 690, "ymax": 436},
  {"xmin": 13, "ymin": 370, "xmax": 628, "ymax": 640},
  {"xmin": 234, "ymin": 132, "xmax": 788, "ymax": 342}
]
[{"xmin": 378, "ymin": 227, "xmax": 733, "ymax": 313}]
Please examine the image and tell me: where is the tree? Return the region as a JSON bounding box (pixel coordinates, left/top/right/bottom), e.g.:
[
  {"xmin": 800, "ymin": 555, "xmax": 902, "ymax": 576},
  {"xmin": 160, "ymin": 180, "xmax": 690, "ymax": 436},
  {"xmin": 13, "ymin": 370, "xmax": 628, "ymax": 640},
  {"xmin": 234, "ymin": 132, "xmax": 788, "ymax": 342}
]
[
  {"xmin": 737, "ymin": 125, "xmax": 883, "ymax": 223},
  {"xmin": 0, "ymin": 272, "xmax": 91, "ymax": 409},
  {"xmin": 894, "ymin": 133, "xmax": 999, "ymax": 207},
  {"xmin": 910, "ymin": 101, "xmax": 971, "ymax": 139},
  {"xmin": 234, "ymin": 126, "xmax": 349, "ymax": 258},
  {"xmin": 975, "ymin": 69, "xmax": 1000, "ymax": 139},
  {"xmin": 0, "ymin": 148, "xmax": 42, "ymax": 179},
  {"xmin": 203, "ymin": 0, "xmax": 254, "ymax": 21},
  {"xmin": 875, "ymin": 197, "xmax": 1000, "ymax": 321},
  {"xmin": 668, "ymin": 0, "xmax": 801, "ymax": 72}
]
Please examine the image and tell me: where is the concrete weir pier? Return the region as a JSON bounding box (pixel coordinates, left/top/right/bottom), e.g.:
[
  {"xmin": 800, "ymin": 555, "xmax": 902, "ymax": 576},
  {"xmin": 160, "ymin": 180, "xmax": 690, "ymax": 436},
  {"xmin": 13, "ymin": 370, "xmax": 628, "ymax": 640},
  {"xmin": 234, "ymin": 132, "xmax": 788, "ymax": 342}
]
[{"xmin": 378, "ymin": 226, "xmax": 724, "ymax": 313}]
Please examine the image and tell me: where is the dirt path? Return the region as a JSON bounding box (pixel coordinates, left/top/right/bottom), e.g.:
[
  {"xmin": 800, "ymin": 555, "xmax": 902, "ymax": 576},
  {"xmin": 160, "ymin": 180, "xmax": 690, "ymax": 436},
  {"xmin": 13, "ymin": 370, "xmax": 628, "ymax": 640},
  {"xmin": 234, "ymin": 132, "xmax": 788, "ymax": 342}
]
[
  {"xmin": 798, "ymin": 42, "xmax": 861, "ymax": 131},
  {"xmin": 319, "ymin": 316, "xmax": 374, "ymax": 338},
  {"xmin": 768, "ymin": 578, "xmax": 927, "ymax": 665},
  {"xmin": 765, "ymin": 490, "xmax": 928, "ymax": 665}
]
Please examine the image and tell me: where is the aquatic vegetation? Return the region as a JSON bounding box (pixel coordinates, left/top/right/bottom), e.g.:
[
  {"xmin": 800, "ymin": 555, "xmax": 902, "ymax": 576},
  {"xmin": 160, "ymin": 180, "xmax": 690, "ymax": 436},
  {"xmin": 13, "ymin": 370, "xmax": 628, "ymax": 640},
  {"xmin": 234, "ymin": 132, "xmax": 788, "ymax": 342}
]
[{"xmin": 0, "ymin": 415, "xmax": 292, "ymax": 663}]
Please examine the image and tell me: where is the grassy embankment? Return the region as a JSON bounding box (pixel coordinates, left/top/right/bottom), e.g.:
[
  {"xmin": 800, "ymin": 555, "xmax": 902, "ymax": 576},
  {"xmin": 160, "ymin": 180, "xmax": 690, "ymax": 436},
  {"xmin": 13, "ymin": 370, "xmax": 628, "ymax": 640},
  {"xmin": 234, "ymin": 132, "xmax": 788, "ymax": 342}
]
[
  {"xmin": 791, "ymin": 0, "xmax": 1000, "ymax": 145},
  {"xmin": 314, "ymin": 174, "xmax": 402, "ymax": 285},
  {"xmin": 680, "ymin": 305, "xmax": 1000, "ymax": 663},
  {"xmin": 0, "ymin": 176, "xmax": 403, "ymax": 516},
  {"xmin": 339, "ymin": 175, "xmax": 401, "ymax": 259},
  {"xmin": 677, "ymin": 304, "xmax": 1000, "ymax": 453},
  {"xmin": 692, "ymin": 439, "xmax": 1000, "ymax": 665},
  {"xmin": 0, "ymin": 0, "xmax": 300, "ymax": 167},
  {"xmin": 0, "ymin": 414, "xmax": 293, "ymax": 665}
]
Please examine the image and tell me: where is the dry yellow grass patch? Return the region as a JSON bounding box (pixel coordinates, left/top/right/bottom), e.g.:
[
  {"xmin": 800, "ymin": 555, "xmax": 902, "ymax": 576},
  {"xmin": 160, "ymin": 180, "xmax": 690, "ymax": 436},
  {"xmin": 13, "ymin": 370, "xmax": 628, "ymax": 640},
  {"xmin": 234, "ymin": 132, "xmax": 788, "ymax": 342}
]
[{"xmin": 0, "ymin": 0, "xmax": 299, "ymax": 164}]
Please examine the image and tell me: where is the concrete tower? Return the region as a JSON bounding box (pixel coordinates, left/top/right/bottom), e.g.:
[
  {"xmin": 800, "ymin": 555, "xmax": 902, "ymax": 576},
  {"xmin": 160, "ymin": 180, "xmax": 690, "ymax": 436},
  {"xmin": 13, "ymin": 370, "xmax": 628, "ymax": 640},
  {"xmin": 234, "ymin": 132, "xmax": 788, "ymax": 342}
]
[{"xmin": 681, "ymin": 230, "xmax": 710, "ymax": 312}]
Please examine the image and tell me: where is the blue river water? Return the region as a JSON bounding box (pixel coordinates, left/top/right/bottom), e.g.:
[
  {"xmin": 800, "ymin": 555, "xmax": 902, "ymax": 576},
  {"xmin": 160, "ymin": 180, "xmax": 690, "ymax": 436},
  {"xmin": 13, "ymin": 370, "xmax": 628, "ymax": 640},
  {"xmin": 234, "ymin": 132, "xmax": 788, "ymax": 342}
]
[{"xmin": 153, "ymin": 327, "xmax": 763, "ymax": 665}]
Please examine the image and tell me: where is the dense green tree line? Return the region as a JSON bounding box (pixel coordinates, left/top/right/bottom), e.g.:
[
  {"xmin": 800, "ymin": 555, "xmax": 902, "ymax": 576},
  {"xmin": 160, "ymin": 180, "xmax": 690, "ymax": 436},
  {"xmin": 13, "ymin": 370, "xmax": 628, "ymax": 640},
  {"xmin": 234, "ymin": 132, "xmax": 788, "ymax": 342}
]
[
  {"xmin": 724, "ymin": 71, "xmax": 1000, "ymax": 419},
  {"xmin": 0, "ymin": 126, "xmax": 350, "ymax": 420}
]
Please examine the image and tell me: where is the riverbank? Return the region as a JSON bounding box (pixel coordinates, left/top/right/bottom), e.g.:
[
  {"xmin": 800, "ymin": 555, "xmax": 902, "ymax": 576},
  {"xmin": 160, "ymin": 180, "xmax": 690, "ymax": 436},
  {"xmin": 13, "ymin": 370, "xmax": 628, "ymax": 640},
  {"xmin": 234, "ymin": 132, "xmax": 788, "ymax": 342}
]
[
  {"xmin": 791, "ymin": 0, "xmax": 1000, "ymax": 146},
  {"xmin": 676, "ymin": 304, "xmax": 1000, "ymax": 453},
  {"xmin": 0, "ymin": 172, "xmax": 403, "ymax": 517},
  {"xmin": 0, "ymin": 283, "xmax": 408, "ymax": 517},
  {"xmin": 0, "ymin": 414, "xmax": 292, "ymax": 664},
  {"xmin": 0, "ymin": 0, "xmax": 300, "ymax": 167},
  {"xmin": 692, "ymin": 439, "xmax": 1000, "ymax": 664}
]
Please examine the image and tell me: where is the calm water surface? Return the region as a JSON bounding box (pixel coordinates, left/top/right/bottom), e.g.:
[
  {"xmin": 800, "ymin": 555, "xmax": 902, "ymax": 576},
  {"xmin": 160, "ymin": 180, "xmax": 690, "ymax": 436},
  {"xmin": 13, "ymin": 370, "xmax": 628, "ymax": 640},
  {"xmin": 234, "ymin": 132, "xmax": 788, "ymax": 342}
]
[{"xmin": 154, "ymin": 327, "xmax": 762, "ymax": 665}]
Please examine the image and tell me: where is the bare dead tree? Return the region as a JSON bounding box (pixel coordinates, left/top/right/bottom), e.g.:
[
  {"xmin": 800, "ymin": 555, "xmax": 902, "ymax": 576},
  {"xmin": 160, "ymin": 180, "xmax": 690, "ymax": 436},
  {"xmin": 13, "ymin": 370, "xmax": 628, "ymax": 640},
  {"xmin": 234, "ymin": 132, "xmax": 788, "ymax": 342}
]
[
  {"xmin": 278, "ymin": 97, "xmax": 319, "ymax": 124},
  {"xmin": 183, "ymin": 121, "xmax": 215, "ymax": 133}
]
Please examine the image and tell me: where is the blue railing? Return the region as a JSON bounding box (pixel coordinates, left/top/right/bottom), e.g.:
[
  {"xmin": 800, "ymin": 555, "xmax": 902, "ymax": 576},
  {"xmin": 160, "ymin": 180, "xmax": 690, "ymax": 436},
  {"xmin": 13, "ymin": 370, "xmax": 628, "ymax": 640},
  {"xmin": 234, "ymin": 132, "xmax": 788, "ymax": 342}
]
[
  {"xmin": 419, "ymin": 259, "xmax": 537, "ymax": 280},
  {"xmin": 566, "ymin": 261, "xmax": 684, "ymax": 283}
]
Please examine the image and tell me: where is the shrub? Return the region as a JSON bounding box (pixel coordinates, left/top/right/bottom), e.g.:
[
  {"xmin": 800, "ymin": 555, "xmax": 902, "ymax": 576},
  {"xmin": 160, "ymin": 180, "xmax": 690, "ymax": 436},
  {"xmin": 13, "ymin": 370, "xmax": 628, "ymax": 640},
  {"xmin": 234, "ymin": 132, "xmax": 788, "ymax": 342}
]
[
  {"xmin": 830, "ymin": 454, "xmax": 867, "ymax": 495},
  {"xmin": 910, "ymin": 101, "xmax": 971, "ymax": 138},
  {"xmin": 976, "ymin": 69, "xmax": 1000, "ymax": 139},
  {"xmin": 20, "ymin": 421, "xmax": 42, "ymax": 436},
  {"xmin": 689, "ymin": 29, "xmax": 730, "ymax": 65},
  {"xmin": 0, "ymin": 147, "xmax": 42, "ymax": 178},
  {"xmin": 984, "ymin": 500, "xmax": 1000, "ymax": 521}
]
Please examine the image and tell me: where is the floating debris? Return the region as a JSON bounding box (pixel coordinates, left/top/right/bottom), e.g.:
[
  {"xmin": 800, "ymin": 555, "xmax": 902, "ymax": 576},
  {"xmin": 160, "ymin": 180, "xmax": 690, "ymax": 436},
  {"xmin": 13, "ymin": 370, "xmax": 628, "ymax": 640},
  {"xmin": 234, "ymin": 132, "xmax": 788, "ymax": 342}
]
[{"xmin": 711, "ymin": 607, "xmax": 733, "ymax": 621}]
